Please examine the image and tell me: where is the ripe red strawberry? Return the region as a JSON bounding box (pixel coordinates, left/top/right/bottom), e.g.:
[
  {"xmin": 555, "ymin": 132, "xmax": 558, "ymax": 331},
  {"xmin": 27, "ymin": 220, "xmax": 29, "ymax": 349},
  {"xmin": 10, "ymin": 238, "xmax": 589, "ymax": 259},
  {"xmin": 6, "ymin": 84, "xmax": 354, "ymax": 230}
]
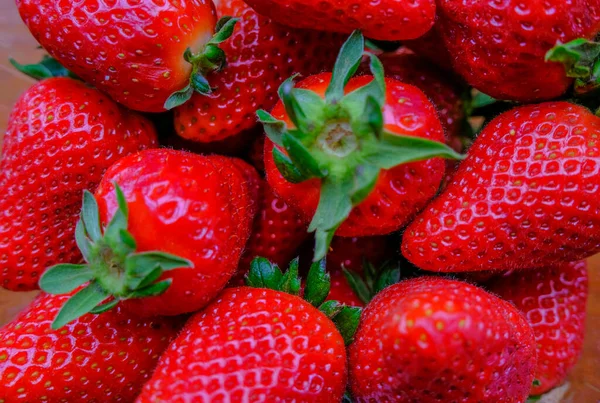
[
  {"xmin": 261, "ymin": 32, "xmax": 460, "ymax": 260},
  {"xmin": 234, "ymin": 181, "xmax": 308, "ymax": 282},
  {"xmin": 40, "ymin": 149, "xmax": 258, "ymax": 327},
  {"xmin": 0, "ymin": 77, "xmax": 157, "ymax": 292},
  {"xmin": 487, "ymin": 261, "xmax": 589, "ymax": 395},
  {"xmin": 349, "ymin": 277, "xmax": 536, "ymax": 402},
  {"xmin": 0, "ymin": 291, "xmax": 182, "ymax": 402},
  {"xmin": 403, "ymin": 102, "xmax": 600, "ymax": 273},
  {"xmin": 376, "ymin": 50, "xmax": 466, "ymax": 151},
  {"xmin": 173, "ymin": 0, "xmax": 344, "ymax": 143},
  {"xmin": 327, "ymin": 235, "xmax": 395, "ymax": 273},
  {"xmin": 243, "ymin": 0, "xmax": 436, "ymax": 41},
  {"xmin": 16, "ymin": 0, "xmax": 239, "ymax": 112},
  {"xmin": 138, "ymin": 259, "xmax": 356, "ymax": 402},
  {"xmin": 436, "ymin": 0, "xmax": 600, "ymax": 101}
]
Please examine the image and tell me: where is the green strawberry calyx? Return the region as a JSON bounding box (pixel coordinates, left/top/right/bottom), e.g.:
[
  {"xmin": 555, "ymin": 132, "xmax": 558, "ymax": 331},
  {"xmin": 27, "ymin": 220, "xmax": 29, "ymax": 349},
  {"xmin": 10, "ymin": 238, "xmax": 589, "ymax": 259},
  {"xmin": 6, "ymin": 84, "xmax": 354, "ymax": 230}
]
[
  {"xmin": 164, "ymin": 16, "xmax": 239, "ymax": 109},
  {"xmin": 39, "ymin": 184, "xmax": 193, "ymax": 330},
  {"xmin": 245, "ymin": 256, "xmax": 362, "ymax": 345},
  {"xmin": 257, "ymin": 30, "xmax": 464, "ymax": 262},
  {"xmin": 343, "ymin": 260, "xmax": 401, "ymax": 304},
  {"xmin": 546, "ymin": 38, "xmax": 600, "ymax": 95},
  {"xmin": 10, "ymin": 55, "xmax": 76, "ymax": 81}
]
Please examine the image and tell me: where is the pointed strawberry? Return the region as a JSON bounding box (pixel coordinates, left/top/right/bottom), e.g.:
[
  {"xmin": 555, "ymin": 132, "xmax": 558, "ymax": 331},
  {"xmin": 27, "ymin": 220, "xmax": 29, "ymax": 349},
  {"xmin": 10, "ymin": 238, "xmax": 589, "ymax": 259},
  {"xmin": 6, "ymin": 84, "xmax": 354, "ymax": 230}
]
[
  {"xmin": 0, "ymin": 77, "xmax": 157, "ymax": 292},
  {"xmin": 39, "ymin": 149, "xmax": 258, "ymax": 327},
  {"xmin": 403, "ymin": 102, "xmax": 600, "ymax": 273},
  {"xmin": 260, "ymin": 31, "xmax": 462, "ymax": 261},
  {"xmin": 138, "ymin": 257, "xmax": 360, "ymax": 401}
]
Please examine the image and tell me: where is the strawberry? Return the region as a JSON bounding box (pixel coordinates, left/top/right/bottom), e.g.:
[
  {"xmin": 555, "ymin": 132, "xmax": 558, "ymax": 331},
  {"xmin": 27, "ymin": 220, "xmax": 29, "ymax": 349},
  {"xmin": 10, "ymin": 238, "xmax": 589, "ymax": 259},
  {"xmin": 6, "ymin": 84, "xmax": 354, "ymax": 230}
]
[
  {"xmin": 369, "ymin": 49, "xmax": 466, "ymax": 151},
  {"xmin": 260, "ymin": 32, "xmax": 461, "ymax": 261},
  {"xmin": 403, "ymin": 102, "xmax": 600, "ymax": 273},
  {"xmin": 39, "ymin": 149, "xmax": 259, "ymax": 328},
  {"xmin": 487, "ymin": 261, "xmax": 589, "ymax": 396},
  {"xmin": 327, "ymin": 235, "xmax": 395, "ymax": 274},
  {"xmin": 349, "ymin": 277, "xmax": 537, "ymax": 402},
  {"xmin": 243, "ymin": 0, "xmax": 436, "ymax": 41},
  {"xmin": 137, "ymin": 258, "xmax": 359, "ymax": 402},
  {"xmin": 0, "ymin": 77, "xmax": 157, "ymax": 292},
  {"xmin": 327, "ymin": 268, "xmax": 364, "ymax": 307},
  {"xmin": 16, "ymin": 0, "xmax": 239, "ymax": 112},
  {"xmin": 173, "ymin": 0, "xmax": 344, "ymax": 143},
  {"xmin": 0, "ymin": 291, "xmax": 182, "ymax": 402},
  {"xmin": 234, "ymin": 180, "xmax": 308, "ymax": 283},
  {"xmin": 436, "ymin": 0, "xmax": 600, "ymax": 101},
  {"xmin": 402, "ymin": 27, "xmax": 454, "ymax": 70}
]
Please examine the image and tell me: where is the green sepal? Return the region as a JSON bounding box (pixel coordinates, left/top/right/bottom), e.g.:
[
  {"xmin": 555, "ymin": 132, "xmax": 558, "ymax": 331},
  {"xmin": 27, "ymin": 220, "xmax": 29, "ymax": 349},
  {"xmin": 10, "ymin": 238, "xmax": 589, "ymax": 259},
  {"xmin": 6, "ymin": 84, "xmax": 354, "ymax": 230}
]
[
  {"xmin": 326, "ymin": 30, "xmax": 365, "ymax": 103},
  {"xmin": 546, "ymin": 38, "xmax": 600, "ymax": 94},
  {"xmin": 163, "ymin": 16, "xmax": 238, "ymax": 110},
  {"xmin": 39, "ymin": 264, "xmax": 93, "ymax": 295},
  {"xmin": 303, "ymin": 259, "xmax": 330, "ymax": 307},
  {"xmin": 374, "ymin": 264, "xmax": 401, "ymax": 294},
  {"xmin": 341, "ymin": 54, "xmax": 386, "ymax": 117},
  {"xmin": 319, "ymin": 300, "xmax": 344, "ymax": 318},
  {"xmin": 343, "ymin": 260, "xmax": 402, "ymax": 304},
  {"xmin": 471, "ymin": 91, "xmax": 497, "ymax": 110},
  {"xmin": 343, "ymin": 268, "xmax": 372, "ymax": 305},
  {"xmin": 279, "ymin": 258, "xmax": 301, "ymax": 295},
  {"xmin": 89, "ymin": 298, "xmax": 120, "ymax": 314},
  {"xmin": 272, "ymin": 148, "xmax": 306, "ymax": 184},
  {"xmin": 350, "ymin": 163, "xmax": 379, "ymax": 205},
  {"xmin": 281, "ymin": 131, "xmax": 324, "ymax": 180},
  {"xmin": 42, "ymin": 184, "xmax": 193, "ymax": 328},
  {"xmin": 10, "ymin": 55, "xmax": 74, "ymax": 81},
  {"xmin": 51, "ymin": 282, "xmax": 109, "ymax": 329},
  {"xmin": 245, "ymin": 257, "xmax": 284, "ymax": 289},
  {"xmin": 257, "ymin": 110, "xmax": 286, "ymax": 147},
  {"xmin": 332, "ymin": 306, "xmax": 362, "ymax": 345}
]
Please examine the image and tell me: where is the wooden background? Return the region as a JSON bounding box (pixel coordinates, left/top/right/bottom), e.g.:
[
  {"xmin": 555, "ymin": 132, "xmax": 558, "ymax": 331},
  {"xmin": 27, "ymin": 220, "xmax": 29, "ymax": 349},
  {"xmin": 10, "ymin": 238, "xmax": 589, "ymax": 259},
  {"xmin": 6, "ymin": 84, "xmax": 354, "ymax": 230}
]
[{"xmin": 0, "ymin": 0, "xmax": 598, "ymax": 401}]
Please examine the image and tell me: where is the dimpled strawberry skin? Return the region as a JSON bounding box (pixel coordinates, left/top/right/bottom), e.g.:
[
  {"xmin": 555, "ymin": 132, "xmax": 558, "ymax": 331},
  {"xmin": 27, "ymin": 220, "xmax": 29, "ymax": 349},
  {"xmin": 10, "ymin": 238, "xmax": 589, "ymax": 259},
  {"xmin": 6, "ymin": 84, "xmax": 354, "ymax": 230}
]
[
  {"xmin": 137, "ymin": 287, "xmax": 347, "ymax": 402},
  {"xmin": 174, "ymin": 0, "xmax": 344, "ymax": 143},
  {"xmin": 437, "ymin": 0, "xmax": 600, "ymax": 101},
  {"xmin": 0, "ymin": 78, "xmax": 157, "ymax": 292},
  {"xmin": 243, "ymin": 0, "xmax": 436, "ymax": 41},
  {"xmin": 265, "ymin": 74, "xmax": 446, "ymax": 237},
  {"xmin": 403, "ymin": 102, "xmax": 600, "ymax": 273},
  {"xmin": 0, "ymin": 292, "xmax": 182, "ymax": 402},
  {"xmin": 349, "ymin": 277, "xmax": 536, "ymax": 403},
  {"xmin": 488, "ymin": 260, "xmax": 589, "ymax": 395},
  {"xmin": 17, "ymin": 0, "xmax": 217, "ymax": 112}
]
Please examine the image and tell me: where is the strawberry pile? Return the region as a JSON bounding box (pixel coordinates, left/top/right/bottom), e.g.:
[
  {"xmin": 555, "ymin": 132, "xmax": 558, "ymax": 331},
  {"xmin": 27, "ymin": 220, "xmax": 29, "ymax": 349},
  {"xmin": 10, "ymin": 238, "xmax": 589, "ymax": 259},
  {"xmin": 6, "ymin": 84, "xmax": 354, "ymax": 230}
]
[{"xmin": 0, "ymin": 0, "xmax": 597, "ymax": 401}]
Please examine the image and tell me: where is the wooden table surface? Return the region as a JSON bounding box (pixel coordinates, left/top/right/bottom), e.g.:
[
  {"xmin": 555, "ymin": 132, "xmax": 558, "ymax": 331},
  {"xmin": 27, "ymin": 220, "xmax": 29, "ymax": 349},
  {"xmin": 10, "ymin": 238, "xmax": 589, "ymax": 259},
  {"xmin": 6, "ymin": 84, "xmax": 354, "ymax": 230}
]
[{"xmin": 0, "ymin": 1, "xmax": 598, "ymax": 401}]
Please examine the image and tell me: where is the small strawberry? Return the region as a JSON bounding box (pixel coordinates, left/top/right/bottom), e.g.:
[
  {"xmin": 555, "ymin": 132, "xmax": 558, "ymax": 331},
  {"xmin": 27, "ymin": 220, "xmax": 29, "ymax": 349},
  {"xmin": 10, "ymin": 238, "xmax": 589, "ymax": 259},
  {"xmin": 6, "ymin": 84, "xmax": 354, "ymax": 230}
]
[
  {"xmin": 39, "ymin": 149, "xmax": 258, "ymax": 327},
  {"xmin": 327, "ymin": 235, "xmax": 395, "ymax": 273},
  {"xmin": 16, "ymin": 0, "xmax": 239, "ymax": 112},
  {"xmin": 436, "ymin": 0, "xmax": 600, "ymax": 101},
  {"xmin": 137, "ymin": 258, "xmax": 359, "ymax": 402},
  {"xmin": 234, "ymin": 181, "xmax": 308, "ymax": 283},
  {"xmin": 0, "ymin": 291, "xmax": 182, "ymax": 402},
  {"xmin": 0, "ymin": 77, "xmax": 157, "ymax": 292},
  {"xmin": 403, "ymin": 102, "xmax": 600, "ymax": 273},
  {"xmin": 487, "ymin": 261, "xmax": 589, "ymax": 396},
  {"xmin": 260, "ymin": 31, "xmax": 461, "ymax": 261},
  {"xmin": 349, "ymin": 277, "xmax": 537, "ymax": 402},
  {"xmin": 243, "ymin": 0, "xmax": 436, "ymax": 41},
  {"xmin": 173, "ymin": 0, "xmax": 345, "ymax": 143},
  {"xmin": 376, "ymin": 50, "xmax": 467, "ymax": 150}
]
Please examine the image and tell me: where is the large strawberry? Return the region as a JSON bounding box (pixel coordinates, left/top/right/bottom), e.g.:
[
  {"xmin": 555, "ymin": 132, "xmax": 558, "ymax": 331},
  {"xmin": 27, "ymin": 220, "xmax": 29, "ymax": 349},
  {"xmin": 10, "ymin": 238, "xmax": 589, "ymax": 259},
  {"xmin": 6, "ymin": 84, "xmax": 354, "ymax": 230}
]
[
  {"xmin": 488, "ymin": 261, "xmax": 589, "ymax": 396},
  {"xmin": 436, "ymin": 0, "xmax": 600, "ymax": 101},
  {"xmin": 243, "ymin": 0, "xmax": 435, "ymax": 41},
  {"xmin": 173, "ymin": 0, "xmax": 344, "ymax": 143},
  {"xmin": 40, "ymin": 149, "xmax": 259, "ymax": 328},
  {"xmin": 0, "ymin": 77, "xmax": 157, "ymax": 292},
  {"xmin": 0, "ymin": 291, "xmax": 182, "ymax": 402},
  {"xmin": 137, "ymin": 258, "xmax": 358, "ymax": 402},
  {"xmin": 260, "ymin": 32, "xmax": 461, "ymax": 260},
  {"xmin": 349, "ymin": 277, "xmax": 536, "ymax": 402},
  {"xmin": 403, "ymin": 102, "xmax": 600, "ymax": 273},
  {"xmin": 16, "ymin": 0, "xmax": 239, "ymax": 112}
]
